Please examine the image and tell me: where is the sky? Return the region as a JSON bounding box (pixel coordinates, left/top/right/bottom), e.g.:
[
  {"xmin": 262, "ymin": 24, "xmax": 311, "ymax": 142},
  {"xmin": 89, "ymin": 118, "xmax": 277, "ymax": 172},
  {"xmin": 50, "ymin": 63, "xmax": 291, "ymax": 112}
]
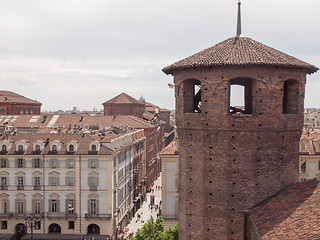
[{"xmin": 0, "ymin": 0, "xmax": 320, "ymax": 111}]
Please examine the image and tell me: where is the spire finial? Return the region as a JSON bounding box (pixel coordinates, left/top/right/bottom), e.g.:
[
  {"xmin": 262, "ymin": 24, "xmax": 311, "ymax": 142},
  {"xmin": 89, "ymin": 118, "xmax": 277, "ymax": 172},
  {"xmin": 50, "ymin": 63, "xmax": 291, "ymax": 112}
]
[{"xmin": 236, "ymin": 0, "xmax": 242, "ymax": 36}]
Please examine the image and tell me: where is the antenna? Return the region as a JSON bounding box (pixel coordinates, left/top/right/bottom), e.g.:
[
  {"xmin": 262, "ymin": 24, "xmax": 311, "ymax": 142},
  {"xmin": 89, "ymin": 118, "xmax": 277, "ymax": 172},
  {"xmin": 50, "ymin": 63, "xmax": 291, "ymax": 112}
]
[{"xmin": 236, "ymin": 0, "xmax": 242, "ymax": 36}]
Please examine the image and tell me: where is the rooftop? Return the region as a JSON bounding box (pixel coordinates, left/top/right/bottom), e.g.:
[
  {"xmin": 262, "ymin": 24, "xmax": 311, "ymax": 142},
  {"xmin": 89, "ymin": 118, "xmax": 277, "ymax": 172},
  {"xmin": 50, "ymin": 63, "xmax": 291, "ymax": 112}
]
[
  {"xmin": 163, "ymin": 35, "xmax": 318, "ymax": 75},
  {"xmin": 0, "ymin": 90, "xmax": 41, "ymax": 105}
]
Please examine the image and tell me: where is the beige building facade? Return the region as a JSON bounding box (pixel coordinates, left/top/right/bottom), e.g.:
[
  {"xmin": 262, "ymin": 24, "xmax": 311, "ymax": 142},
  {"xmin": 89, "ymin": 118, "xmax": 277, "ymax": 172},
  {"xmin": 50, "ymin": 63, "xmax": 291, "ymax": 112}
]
[{"xmin": 0, "ymin": 130, "xmax": 146, "ymax": 239}]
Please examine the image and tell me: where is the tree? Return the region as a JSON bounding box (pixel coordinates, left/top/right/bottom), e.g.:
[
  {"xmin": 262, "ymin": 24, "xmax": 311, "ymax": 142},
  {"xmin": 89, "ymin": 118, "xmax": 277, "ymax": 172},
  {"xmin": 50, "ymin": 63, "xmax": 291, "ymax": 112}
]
[{"xmin": 131, "ymin": 217, "xmax": 178, "ymax": 240}]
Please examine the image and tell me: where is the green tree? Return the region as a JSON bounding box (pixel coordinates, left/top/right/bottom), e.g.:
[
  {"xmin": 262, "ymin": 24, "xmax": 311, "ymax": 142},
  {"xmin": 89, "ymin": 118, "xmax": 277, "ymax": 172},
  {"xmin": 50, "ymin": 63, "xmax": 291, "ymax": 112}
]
[{"xmin": 131, "ymin": 217, "xmax": 178, "ymax": 240}]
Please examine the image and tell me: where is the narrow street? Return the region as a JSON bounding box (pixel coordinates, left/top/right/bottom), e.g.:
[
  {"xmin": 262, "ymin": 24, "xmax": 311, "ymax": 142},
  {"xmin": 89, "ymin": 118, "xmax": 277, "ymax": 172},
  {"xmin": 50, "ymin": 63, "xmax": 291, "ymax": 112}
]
[{"xmin": 126, "ymin": 173, "xmax": 162, "ymax": 233}]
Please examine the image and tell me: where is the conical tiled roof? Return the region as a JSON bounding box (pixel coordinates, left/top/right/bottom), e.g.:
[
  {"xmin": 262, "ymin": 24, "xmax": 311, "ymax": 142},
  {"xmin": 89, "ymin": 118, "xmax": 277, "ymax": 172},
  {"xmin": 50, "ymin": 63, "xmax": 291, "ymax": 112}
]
[
  {"xmin": 162, "ymin": 35, "xmax": 318, "ymax": 75},
  {"xmin": 103, "ymin": 92, "xmax": 144, "ymax": 105}
]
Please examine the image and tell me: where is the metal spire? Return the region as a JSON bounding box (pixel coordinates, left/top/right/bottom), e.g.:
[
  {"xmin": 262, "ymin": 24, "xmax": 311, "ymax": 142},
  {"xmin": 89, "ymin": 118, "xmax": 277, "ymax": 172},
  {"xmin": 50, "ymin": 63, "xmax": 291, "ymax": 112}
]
[{"xmin": 236, "ymin": 0, "xmax": 242, "ymax": 36}]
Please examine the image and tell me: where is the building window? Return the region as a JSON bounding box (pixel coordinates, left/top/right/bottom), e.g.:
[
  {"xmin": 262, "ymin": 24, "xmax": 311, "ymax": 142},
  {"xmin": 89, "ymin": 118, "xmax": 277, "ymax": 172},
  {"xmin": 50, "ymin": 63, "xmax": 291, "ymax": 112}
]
[
  {"xmin": 89, "ymin": 199, "xmax": 98, "ymax": 214},
  {"xmin": 67, "ymin": 200, "xmax": 74, "ymax": 214},
  {"xmin": 229, "ymin": 78, "xmax": 255, "ymax": 114},
  {"xmin": 34, "ymin": 221, "xmax": 41, "ymax": 230},
  {"xmin": 91, "ymin": 144, "xmax": 97, "ymax": 151},
  {"xmin": 18, "ymin": 145, "xmax": 24, "ymax": 152},
  {"xmin": 283, "ymin": 79, "xmax": 299, "ymax": 114},
  {"xmin": 301, "ymin": 162, "xmax": 306, "ymax": 172},
  {"xmin": 182, "ymin": 79, "xmax": 202, "ymax": 113},
  {"xmin": 66, "ymin": 177, "xmax": 75, "ymax": 186},
  {"xmin": 32, "ymin": 158, "xmax": 42, "ymax": 168},
  {"xmin": 51, "ymin": 144, "xmax": 58, "ymax": 152},
  {"xmin": 1, "ymin": 145, "xmax": 6, "ymax": 152},
  {"xmin": 35, "ymin": 145, "xmax": 41, "ymax": 152},
  {"xmin": 49, "ymin": 159, "xmax": 59, "ymax": 168},
  {"xmin": 50, "ymin": 200, "xmax": 58, "ymax": 212},
  {"xmin": 88, "ymin": 159, "xmax": 98, "ymax": 168},
  {"xmin": 69, "ymin": 144, "xmax": 75, "ymax": 152},
  {"xmin": 0, "ymin": 159, "xmax": 8, "ymax": 168},
  {"xmin": 17, "ymin": 201, "xmax": 24, "ymax": 214},
  {"xmin": 2, "ymin": 200, "xmax": 8, "ymax": 214},
  {"xmin": 88, "ymin": 177, "xmax": 98, "ymax": 188},
  {"xmin": 33, "ymin": 176, "xmax": 41, "ymax": 190},
  {"xmin": 16, "ymin": 158, "xmax": 25, "ymax": 168},
  {"xmin": 49, "ymin": 177, "xmax": 59, "ymax": 186},
  {"xmin": 1, "ymin": 221, "xmax": 7, "ymax": 229},
  {"xmin": 17, "ymin": 177, "xmax": 24, "ymax": 190},
  {"xmin": 318, "ymin": 161, "xmax": 320, "ymax": 171},
  {"xmin": 68, "ymin": 221, "xmax": 75, "ymax": 230},
  {"xmin": 66, "ymin": 159, "xmax": 74, "ymax": 169},
  {"xmin": 1, "ymin": 177, "xmax": 8, "ymax": 190},
  {"xmin": 34, "ymin": 201, "xmax": 41, "ymax": 214}
]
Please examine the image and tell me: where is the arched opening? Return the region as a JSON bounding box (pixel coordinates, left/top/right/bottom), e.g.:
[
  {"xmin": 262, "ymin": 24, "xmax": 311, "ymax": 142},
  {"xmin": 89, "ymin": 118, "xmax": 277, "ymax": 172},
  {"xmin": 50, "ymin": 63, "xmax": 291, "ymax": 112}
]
[
  {"xmin": 35, "ymin": 145, "xmax": 41, "ymax": 152},
  {"xmin": 48, "ymin": 223, "xmax": 61, "ymax": 234},
  {"xmin": 182, "ymin": 79, "xmax": 201, "ymax": 113},
  {"xmin": 87, "ymin": 224, "xmax": 100, "ymax": 235},
  {"xmin": 283, "ymin": 79, "xmax": 299, "ymax": 114},
  {"xmin": 15, "ymin": 223, "xmax": 26, "ymax": 237},
  {"xmin": 1, "ymin": 145, "xmax": 6, "ymax": 152},
  {"xmin": 229, "ymin": 78, "xmax": 255, "ymax": 114},
  {"xmin": 69, "ymin": 144, "xmax": 75, "ymax": 152},
  {"xmin": 91, "ymin": 144, "xmax": 97, "ymax": 151}
]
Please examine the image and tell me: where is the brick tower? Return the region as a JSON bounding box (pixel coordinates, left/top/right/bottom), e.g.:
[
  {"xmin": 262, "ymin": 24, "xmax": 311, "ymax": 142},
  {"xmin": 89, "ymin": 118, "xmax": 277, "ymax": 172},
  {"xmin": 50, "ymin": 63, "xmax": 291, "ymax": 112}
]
[{"xmin": 162, "ymin": 2, "xmax": 318, "ymax": 240}]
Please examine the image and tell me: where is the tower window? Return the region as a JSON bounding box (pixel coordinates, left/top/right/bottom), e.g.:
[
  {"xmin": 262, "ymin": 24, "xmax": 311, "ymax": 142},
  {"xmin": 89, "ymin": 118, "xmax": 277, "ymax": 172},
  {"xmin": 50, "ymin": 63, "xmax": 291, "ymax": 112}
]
[
  {"xmin": 283, "ymin": 80, "xmax": 299, "ymax": 114},
  {"xmin": 229, "ymin": 78, "xmax": 255, "ymax": 114},
  {"xmin": 183, "ymin": 79, "xmax": 202, "ymax": 113}
]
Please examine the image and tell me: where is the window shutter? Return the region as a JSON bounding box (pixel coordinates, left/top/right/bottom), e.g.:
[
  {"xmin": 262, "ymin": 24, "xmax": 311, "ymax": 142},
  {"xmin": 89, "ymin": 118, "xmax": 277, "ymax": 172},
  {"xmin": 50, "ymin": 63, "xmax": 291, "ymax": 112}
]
[
  {"xmin": 32, "ymin": 199, "xmax": 34, "ymax": 213},
  {"xmin": 87, "ymin": 199, "xmax": 90, "ymax": 214},
  {"xmin": 57, "ymin": 200, "xmax": 60, "ymax": 212},
  {"xmin": 57, "ymin": 177, "xmax": 60, "ymax": 186},
  {"xmin": 32, "ymin": 177, "xmax": 35, "ymax": 185},
  {"xmin": 15, "ymin": 177, "xmax": 17, "ymax": 185},
  {"xmin": 65, "ymin": 199, "xmax": 68, "ymax": 213},
  {"xmin": 23, "ymin": 159, "xmax": 26, "ymax": 168},
  {"xmin": 15, "ymin": 199, "xmax": 17, "ymax": 214},
  {"xmin": 49, "ymin": 200, "xmax": 52, "ymax": 212},
  {"xmin": 97, "ymin": 200, "xmax": 99, "ymax": 214},
  {"xmin": 65, "ymin": 177, "xmax": 68, "ymax": 186},
  {"xmin": 49, "ymin": 177, "xmax": 52, "ymax": 186},
  {"xmin": 97, "ymin": 177, "xmax": 99, "ymax": 186},
  {"xmin": 56, "ymin": 160, "xmax": 59, "ymax": 168},
  {"xmin": 15, "ymin": 159, "xmax": 18, "ymax": 168},
  {"xmin": 95, "ymin": 160, "xmax": 99, "ymax": 168},
  {"xmin": 32, "ymin": 159, "xmax": 35, "ymax": 168},
  {"xmin": 49, "ymin": 159, "xmax": 52, "ymax": 168}
]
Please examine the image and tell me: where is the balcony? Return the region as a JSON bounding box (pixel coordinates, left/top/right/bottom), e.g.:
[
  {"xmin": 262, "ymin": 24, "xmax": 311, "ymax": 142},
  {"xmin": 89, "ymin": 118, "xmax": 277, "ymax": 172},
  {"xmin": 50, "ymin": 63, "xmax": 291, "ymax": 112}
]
[
  {"xmin": 162, "ymin": 214, "xmax": 178, "ymax": 220},
  {"xmin": 46, "ymin": 212, "xmax": 66, "ymax": 219},
  {"xmin": 33, "ymin": 185, "xmax": 41, "ymax": 190},
  {"xmin": 17, "ymin": 185, "xmax": 24, "ymax": 190},
  {"xmin": 85, "ymin": 213, "xmax": 111, "ymax": 219},
  {"xmin": 89, "ymin": 186, "xmax": 97, "ymax": 191},
  {"xmin": 0, "ymin": 213, "xmax": 13, "ymax": 218},
  {"xmin": 65, "ymin": 213, "xmax": 77, "ymax": 219},
  {"xmin": 0, "ymin": 185, "xmax": 8, "ymax": 190},
  {"xmin": 13, "ymin": 213, "xmax": 27, "ymax": 218}
]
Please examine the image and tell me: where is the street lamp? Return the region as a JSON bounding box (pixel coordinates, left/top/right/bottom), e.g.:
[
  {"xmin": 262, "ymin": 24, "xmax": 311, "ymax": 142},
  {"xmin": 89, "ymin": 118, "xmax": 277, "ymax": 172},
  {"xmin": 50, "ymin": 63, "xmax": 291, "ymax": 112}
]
[{"xmin": 25, "ymin": 215, "xmax": 36, "ymax": 240}]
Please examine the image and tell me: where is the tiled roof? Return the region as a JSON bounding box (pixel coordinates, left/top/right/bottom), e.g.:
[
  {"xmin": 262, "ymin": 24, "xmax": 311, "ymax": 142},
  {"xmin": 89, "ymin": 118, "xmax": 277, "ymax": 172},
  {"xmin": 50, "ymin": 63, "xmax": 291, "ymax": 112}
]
[
  {"xmin": 248, "ymin": 179, "xmax": 320, "ymax": 240},
  {"xmin": 1, "ymin": 114, "xmax": 156, "ymax": 130},
  {"xmin": 160, "ymin": 140, "xmax": 178, "ymax": 155},
  {"xmin": 103, "ymin": 92, "xmax": 144, "ymax": 105},
  {"xmin": 162, "ymin": 35, "xmax": 319, "ymax": 75},
  {"xmin": 0, "ymin": 90, "xmax": 41, "ymax": 105}
]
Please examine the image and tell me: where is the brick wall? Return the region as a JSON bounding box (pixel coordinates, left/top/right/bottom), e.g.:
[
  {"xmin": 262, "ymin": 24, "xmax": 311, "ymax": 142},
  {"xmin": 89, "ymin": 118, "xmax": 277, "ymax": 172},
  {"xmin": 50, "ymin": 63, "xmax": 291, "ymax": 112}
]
[{"xmin": 175, "ymin": 66, "xmax": 306, "ymax": 240}]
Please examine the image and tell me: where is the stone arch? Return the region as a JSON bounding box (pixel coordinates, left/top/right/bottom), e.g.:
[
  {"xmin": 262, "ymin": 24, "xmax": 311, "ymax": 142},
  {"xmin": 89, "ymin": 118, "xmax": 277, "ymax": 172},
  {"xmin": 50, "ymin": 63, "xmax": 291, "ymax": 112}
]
[
  {"xmin": 15, "ymin": 223, "xmax": 26, "ymax": 237},
  {"xmin": 48, "ymin": 223, "xmax": 61, "ymax": 234},
  {"xmin": 178, "ymin": 78, "xmax": 202, "ymax": 113},
  {"xmin": 229, "ymin": 77, "xmax": 257, "ymax": 114},
  {"xmin": 87, "ymin": 224, "xmax": 100, "ymax": 235}
]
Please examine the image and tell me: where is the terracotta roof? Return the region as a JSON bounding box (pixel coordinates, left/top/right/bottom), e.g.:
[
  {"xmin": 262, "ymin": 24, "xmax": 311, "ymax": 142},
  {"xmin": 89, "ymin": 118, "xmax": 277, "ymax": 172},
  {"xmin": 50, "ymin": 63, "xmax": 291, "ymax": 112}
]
[
  {"xmin": 103, "ymin": 92, "xmax": 144, "ymax": 105},
  {"xmin": 160, "ymin": 140, "xmax": 178, "ymax": 155},
  {"xmin": 162, "ymin": 35, "xmax": 319, "ymax": 75},
  {"xmin": 0, "ymin": 90, "xmax": 41, "ymax": 105},
  {"xmin": 248, "ymin": 179, "xmax": 320, "ymax": 240}
]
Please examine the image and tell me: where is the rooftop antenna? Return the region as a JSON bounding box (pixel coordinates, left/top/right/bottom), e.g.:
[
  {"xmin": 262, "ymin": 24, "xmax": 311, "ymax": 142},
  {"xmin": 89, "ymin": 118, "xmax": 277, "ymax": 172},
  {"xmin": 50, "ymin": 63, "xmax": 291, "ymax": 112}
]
[{"xmin": 236, "ymin": 0, "xmax": 242, "ymax": 36}]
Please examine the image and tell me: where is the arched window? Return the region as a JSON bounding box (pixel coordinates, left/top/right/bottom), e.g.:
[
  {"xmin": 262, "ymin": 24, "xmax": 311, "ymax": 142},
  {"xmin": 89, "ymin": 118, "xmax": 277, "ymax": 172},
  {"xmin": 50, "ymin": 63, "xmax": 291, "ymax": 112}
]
[
  {"xmin": 1, "ymin": 145, "xmax": 6, "ymax": 152},
  {"xmin": 52, "ymin": 145, "xmax": 57, "ymax": 152},
  {"xmin": 229, "ymin": 77, "xmax": 255, "ymax": 114},
  {"xmin": 91, "ymin": 144, "xmax": 97, "ymax": 151},
  {"xmin": 18, "ymin": 145, "xmax": 24, "ymax": 152},
  {"xmin": 69, "ymin": 144, "xmax": 74, "ymax": 152},
  {"xmin": 35, "ymin": 145, "xmax": 41, "ymax": 152},
  {"xmin": 182, "ymin": 79, "xmax": 202, "ymax": 113}
]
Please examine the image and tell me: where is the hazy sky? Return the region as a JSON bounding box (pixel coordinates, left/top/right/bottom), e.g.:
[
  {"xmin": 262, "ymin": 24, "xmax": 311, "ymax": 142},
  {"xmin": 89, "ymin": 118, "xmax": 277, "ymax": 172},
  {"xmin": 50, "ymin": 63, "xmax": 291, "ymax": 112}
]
[{"xmin": 0, "ymin": 0, "xmax": 319, "ymax": 111}]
